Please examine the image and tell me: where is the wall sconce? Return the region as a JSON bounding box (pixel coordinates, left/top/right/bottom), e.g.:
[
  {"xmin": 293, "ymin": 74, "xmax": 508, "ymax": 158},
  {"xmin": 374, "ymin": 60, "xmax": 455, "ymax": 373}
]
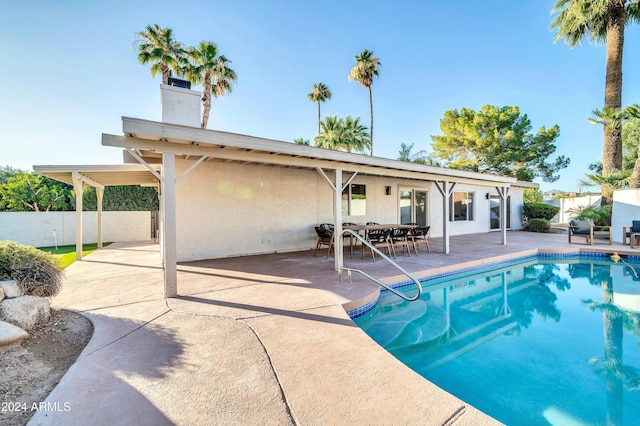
[
  {"xmin": 385, "ymin": 186, "xmax": 392, "ymax": 196},
  {"xmin": 485, "ymin": 193, "xmax": 490, "ymax": 200}
]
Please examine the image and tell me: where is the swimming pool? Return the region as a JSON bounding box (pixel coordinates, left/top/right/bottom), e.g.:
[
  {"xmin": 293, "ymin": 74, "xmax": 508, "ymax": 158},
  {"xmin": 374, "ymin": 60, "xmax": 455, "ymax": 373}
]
[{"xmin": 351, "ymin": 253, "xmax": 640, "ymax": 425}]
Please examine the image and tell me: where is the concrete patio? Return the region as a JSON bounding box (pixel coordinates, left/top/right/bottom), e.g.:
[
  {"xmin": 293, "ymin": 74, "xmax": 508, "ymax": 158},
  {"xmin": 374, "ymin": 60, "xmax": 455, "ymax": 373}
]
[{"xmin": 27, "ymin": 230, "xmax": 635, "ymax": 425}]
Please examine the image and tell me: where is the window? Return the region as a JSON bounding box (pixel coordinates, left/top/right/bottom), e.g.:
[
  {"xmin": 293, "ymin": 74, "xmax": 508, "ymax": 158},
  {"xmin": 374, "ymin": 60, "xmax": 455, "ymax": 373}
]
[
  {"xmin": 450, "ymin": 191, "xmax": 474, "ymax": 221},
  {"xmin": 342, "ymin": 184, "xmax": 366, "ymax": 216}
]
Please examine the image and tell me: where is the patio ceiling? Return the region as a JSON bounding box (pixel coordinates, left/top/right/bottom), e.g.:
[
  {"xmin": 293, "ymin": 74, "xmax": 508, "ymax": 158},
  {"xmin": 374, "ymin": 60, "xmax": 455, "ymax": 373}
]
[{"xmin": 102, "ymin": 117, "xmax": 535, "ymax": 189}]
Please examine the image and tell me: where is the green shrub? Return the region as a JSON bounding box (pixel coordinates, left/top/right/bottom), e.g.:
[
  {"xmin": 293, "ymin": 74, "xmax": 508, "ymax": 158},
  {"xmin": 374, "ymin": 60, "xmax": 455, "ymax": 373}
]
[
  {"xmin": 568, "ymin": 205, "xmax": 612, "ymax": 226},
  {"xmin": 0, "ymin": 241, "xmax": 63, "ymax": 297},
  {"xmin": 523, "ymin": 203, "xmax": 559, "ymax": 221},
  {"xmin": 525, "ymin": 218, "xmax": 551, "ymax": 233}
]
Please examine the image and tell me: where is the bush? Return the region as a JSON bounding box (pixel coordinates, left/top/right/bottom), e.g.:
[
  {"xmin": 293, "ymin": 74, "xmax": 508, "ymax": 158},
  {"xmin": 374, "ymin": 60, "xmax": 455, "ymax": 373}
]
[
  {"xmin": 525, "ymin": 218, "xmax": 551, "ymax": 233},
  {"xmin": 569, "ymin": 205, "xmax": 612, "ymax": 226},
  {"xmin": 523, "ymin": 203, "xmax": 559, "ymax": 221},
  {"xmin": 0, "ymin": 241, "xmax": 63, "ymax": 297}
]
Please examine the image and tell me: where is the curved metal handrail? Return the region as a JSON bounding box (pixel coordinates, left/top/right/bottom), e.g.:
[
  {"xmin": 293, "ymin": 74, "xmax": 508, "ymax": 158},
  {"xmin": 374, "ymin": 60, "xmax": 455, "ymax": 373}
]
[{"xmin": 338, "ymin": 229, "xmax": 422, "ymax": 301}]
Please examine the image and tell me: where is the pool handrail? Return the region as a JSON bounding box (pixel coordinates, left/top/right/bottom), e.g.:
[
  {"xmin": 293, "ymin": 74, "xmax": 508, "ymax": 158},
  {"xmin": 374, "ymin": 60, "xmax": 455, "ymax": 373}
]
[{"xmin": 338, "ymin": 229, "xmax": 422, "ymax": 302}]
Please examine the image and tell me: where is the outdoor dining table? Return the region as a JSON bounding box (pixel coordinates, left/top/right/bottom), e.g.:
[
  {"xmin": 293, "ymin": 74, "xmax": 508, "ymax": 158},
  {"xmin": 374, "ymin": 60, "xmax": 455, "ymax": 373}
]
[{"xmin": 341, "ymin": 224, "xmax": 416, "ymax": 258}]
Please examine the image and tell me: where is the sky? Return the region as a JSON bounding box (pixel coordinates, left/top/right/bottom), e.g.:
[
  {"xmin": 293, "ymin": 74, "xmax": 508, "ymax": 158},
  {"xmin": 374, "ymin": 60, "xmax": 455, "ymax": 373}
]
[{"xmin": 2, "ymin": 0, "xmax": 640, "ymax": 194}]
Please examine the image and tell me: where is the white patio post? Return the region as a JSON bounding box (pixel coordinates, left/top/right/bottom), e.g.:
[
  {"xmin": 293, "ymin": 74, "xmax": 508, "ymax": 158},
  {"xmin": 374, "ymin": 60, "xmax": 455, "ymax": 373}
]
[
  {"xmin": 435, "ymin": 181, "xmax": 455, "ymax": 254},
  {"xmin": 71, "ymin": 172, "xmax": 84, "ymax": 261},
  {"xmin": 96, "ymin": 187, "xmax": 104, "ymax": 248},
  {"xmin": 162, "ymin": 153, "xmax": 178, "ymax": 297},
  {"xmin": 334, "ymin": 168, "xmax": 343, "ymax": 272},
  {"xmin": 497, "ymin": 186, "xmax": 509, "ymax": 245}
]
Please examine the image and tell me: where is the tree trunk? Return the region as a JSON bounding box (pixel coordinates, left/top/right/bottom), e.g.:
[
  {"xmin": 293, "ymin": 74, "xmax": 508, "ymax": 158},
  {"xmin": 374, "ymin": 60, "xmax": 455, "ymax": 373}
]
[
  {"xmin": 630, "ymin": 141, "xmax": 640, "ymax": 188},
  {"xmin": 602, "ymin": 1, "xmax": 625, "ymax": 172},
  {"xmin": 162, "ymin": 63, "xmax": 170, "ymax": 85},
  {"xmin": 317, "ymin": 102, "xmax": 321, "ymax": 135},
  {"xmin": 201, "ymin": 73, "xmax": 212, "ymax": 128},
  {"xmin": 369, "ymin": 86, "xmax": 373, "ymax": 156},
  {"xmin": 601, "ymin": 1, "xmax": 626, "ymax": 202}
]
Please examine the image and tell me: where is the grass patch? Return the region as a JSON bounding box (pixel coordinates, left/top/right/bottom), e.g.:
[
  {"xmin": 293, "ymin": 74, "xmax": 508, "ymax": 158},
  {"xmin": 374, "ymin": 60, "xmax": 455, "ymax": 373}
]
[{"xmin": 37, "ymin": 243, "xmax": 111, "ymax": 269}]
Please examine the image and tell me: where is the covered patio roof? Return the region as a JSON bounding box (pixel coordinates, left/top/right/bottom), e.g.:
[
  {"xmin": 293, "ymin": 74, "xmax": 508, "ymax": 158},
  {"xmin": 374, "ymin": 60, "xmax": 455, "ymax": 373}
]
[
  {"xmin": 33, "ymin": 164, "xmax": 161, "ymax": 187},
  {"xmin": 102, "ymin": 117, "xmax": 533, "ymax": 188}
]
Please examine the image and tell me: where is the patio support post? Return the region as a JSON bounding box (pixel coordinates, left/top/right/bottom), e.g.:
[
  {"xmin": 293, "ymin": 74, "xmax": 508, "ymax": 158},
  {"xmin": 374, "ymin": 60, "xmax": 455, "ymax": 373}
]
[
  {"xmin": 162, "ymin": 153, "xmax": 178, "ymax": 297},
  {"xmin": 334, "ymin": 168, "xmax": 343, "ymax": 272},
  {"xmin": 96, "ymin": 187, "xmax": 104, "ymax": 248},
  {"xmin": 496, "ymin": 186, "xmax": 509, "ymax": 245},
  {"xmin": 435, "ymin": 181, "xmax": 455, "ymax": 254},
  {"xmin": 72, "ymin": 172, "xmax": 84, "ymax": 261}
]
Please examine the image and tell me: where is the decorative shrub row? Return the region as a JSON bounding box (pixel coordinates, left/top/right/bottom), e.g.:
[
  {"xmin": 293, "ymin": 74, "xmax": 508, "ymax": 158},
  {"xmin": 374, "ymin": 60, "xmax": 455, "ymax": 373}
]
[{"xmin": 0, "ymin": 241, "xmax": 63, "ymax": 297}]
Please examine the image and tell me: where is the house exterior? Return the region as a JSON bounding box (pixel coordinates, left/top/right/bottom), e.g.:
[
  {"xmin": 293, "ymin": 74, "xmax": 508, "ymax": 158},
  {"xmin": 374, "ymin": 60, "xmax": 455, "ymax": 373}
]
[{"xmin": 36, "ymin": 84, "xmax": 537, "ymax": 297}]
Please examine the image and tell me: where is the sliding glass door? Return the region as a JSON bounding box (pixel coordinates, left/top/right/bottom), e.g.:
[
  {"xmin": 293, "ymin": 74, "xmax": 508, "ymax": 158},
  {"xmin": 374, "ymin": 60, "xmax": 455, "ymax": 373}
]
[
  {"xmin": 399, "ymin": 189, "xmax": 428, "ymax": 226},
  {"xmin": 489, "ymin": 194, "xmax": 511, "ymax": 230}
]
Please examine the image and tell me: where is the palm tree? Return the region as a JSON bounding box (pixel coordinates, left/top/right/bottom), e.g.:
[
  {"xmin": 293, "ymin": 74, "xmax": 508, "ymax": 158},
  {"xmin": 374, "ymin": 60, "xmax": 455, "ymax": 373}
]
[
  {"xmin": 589, "ymin": 107, "xmax": 629, "ymax": 200},
  {"xmin": 307, "ymin": 83, "xmax": 332, "ymax": 134},
  {"xmin": 314, "ymin": 116, "xmax": 344, "ymax": 151},
  {"xmin": 342, "ymin": 116, "xmax": 371, "ymax": 154},
  {"xmin": 551, "ymin": 0, "xmax": 640, "ymax": 178},
  {"xmin": 314, "ymin": 115, "xmax": 370, "ymax": 153},
  {"xmin": 293, "ymin": 137, "xmax": 310, "ymax": 145},
  {"xmin": 348, "ymin": 50, "xmax": 380, "ymax": 156},
  {"xmin": 135, "ymin": 24, "xmax": 186, "ymax": 85},
  {"xmin": 184, "ymin": 41, "xmax": 237, "ymax": 128},
  {"xmin": 398, "ymin": 143, "xmax": 430, "ymax": 164}
]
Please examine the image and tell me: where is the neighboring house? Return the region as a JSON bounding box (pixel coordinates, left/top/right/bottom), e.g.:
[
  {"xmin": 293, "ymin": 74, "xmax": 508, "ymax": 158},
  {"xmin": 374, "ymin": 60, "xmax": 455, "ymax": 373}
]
[{"xmin": 35, "ymin": 84, "xmax": 537, "ymax": 297}]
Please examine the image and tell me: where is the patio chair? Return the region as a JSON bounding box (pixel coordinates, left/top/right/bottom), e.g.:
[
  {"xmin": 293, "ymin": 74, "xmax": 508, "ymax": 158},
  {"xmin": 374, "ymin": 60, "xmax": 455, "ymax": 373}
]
[
  {"xmin": 390, "ymin": 227, "xmax": 412, "ymax": 257},
  {"xmin": 314, "ymin": 226, "xmax": 334, "ymax": 259},
  {"xmin": 411, "ymin": 225, "xmax": 431, "ymax": 254},
  {"xmin": 568, "ymin": 219, "xmax": 612, "ymax": 245},
  {"xmin": 622, "ymin": 220, "xmax": 640, "ymax": 245},
  {"xmin": 366, "ymin": 228, "xmax": 393, "ymax": 261}
]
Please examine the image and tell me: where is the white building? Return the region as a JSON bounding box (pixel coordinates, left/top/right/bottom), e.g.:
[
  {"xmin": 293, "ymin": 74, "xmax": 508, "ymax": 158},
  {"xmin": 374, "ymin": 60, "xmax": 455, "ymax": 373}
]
[{"xmin": 35, "ymin": 84, "xmax": 537, "ymax": 297}]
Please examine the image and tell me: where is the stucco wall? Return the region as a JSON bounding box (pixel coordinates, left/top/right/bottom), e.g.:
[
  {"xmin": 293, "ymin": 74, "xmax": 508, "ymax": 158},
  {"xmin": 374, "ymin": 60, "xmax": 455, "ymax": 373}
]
[
  {"xmin": 612, "ymin": 189, "xmax": 640, "ymax": 243},
  {"xmin": 174, "ymin": 158, "xmax": 525, "ymax": 261},
  {"xmin": 0, "ymin": 211, "xmax": 152, "ymax": 247}
]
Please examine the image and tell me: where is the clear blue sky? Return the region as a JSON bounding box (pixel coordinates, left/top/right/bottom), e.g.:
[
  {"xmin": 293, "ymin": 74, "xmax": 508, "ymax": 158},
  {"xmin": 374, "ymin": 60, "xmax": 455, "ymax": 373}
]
[{"xmin": 2, "ymin": 0, "xmax": 640, "ymax": 193}]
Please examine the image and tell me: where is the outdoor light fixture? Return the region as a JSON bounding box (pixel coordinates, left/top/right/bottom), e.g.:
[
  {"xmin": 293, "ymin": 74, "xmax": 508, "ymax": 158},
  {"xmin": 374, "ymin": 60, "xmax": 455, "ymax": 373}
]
[{"xmin": 385, "ymin": 186, "xmax": 391, "ymax": 195}]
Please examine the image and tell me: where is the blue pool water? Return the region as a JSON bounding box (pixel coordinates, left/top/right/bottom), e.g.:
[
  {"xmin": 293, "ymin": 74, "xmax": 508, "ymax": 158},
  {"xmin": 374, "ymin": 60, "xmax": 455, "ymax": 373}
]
[{"xmin": 352, "ymin": 254, "xmax": 640, "ymax": 426}]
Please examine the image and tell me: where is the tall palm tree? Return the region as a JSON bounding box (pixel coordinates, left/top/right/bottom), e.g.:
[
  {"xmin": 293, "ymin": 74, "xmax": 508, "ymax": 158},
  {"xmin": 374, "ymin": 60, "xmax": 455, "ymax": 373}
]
[
  {"xmin": 135, "ymin": 24, "xmax": 186, "ymax": 85},
  {"xmin": 307, "ymin": 82, "xmax": 332, "ymax": 134},
  {"xmin": 348, "ymin": 50, "xmax": 380, "ymax": 156},
  {"xmin": 551, "ymin": 0, "xmax": 640, "ymax": 179},
  {"xmin": 184, "ymin": 41, "xmax": 237, "ymax": 128}
]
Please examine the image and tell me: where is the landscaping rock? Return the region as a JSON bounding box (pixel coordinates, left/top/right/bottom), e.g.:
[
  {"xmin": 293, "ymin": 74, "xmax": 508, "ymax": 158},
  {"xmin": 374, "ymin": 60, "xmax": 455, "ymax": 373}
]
[
  {"xmin": 0, "ymin": 320, "xmax": 28, "ymax": 351},
  {"xmin": 0, "ymin": 285, "xmax": 4, "ymax": 302},
  {"xmin": 0, "ymin": 280, "xmax": 23, "ymax": 298},
  {"xmin": 0, "ymin": 296, "xmax": 50, "ymax": 331}
]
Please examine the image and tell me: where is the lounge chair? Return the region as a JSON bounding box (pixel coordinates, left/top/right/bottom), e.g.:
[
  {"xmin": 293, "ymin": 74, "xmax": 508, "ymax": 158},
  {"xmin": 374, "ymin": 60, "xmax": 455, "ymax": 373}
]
[
  {"xmin": 622, "ymin": 220, "xmax": 640, "ymax": 245},
  {"xmin": 568, "ymin": 219, "xmax": 612, "ymax": 245}
]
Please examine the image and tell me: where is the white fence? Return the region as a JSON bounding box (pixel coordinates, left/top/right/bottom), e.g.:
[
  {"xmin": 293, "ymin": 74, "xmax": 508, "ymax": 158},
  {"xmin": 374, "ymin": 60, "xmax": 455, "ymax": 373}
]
[
  {"xmin": 612, "ymin": 189, "xmax": 640, "ymax": 243},
  {"xmin": 545, "ymin": 195, "xmax": 602, "ymax": 224},
  {"xmin": 0, "ymin": 211, "xmax": 152, "ymax": 247}
]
